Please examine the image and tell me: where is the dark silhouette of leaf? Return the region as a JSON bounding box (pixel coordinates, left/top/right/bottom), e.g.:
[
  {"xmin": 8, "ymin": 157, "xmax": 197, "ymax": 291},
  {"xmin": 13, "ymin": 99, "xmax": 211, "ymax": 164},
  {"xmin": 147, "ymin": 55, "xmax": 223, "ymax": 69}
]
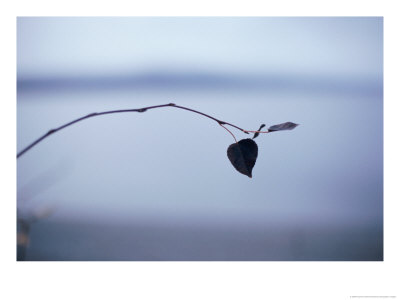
[
  {"xmin": 227, "ymin": 138, "xmax": 258, "ymax": 178},
  {"xmin": 268, "ymin": 122, "xmax": 298, "ymax": 132},
  {"xmin": 252, "ymin": 124, "xmax": 266, "ymax": 139}
]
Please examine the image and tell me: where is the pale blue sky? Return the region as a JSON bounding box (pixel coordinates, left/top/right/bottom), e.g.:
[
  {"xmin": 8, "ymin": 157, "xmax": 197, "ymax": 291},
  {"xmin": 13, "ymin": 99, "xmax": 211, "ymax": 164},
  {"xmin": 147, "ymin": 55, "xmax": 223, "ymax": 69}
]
[{"xmin": 17, "ymin": 17, "xmax": 382, "ymax": 78}]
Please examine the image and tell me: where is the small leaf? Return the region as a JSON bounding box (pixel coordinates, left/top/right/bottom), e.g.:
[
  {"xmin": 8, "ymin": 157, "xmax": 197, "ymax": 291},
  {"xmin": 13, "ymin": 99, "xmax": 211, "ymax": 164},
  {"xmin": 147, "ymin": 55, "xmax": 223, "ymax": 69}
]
[
  {"xmin": 268, "ymin": 122, "xmax": 299, "ymax": 132},
  {"xmin": 227, "ymin": 138, "xmax": 258, "ymax": 178},
  {"xmin": 252, "ymin": 124, "xmax": 266, "ymax": 139}
]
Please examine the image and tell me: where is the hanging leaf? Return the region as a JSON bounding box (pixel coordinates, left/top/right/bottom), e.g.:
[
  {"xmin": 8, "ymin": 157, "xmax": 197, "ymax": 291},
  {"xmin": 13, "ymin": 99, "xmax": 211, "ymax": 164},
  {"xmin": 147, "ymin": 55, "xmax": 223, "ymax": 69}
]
[
  {"xmin": 252, "ymin": 124, "xmax": 266, "ymax": 139},
  {"xmin": 268, "ymin": 122, "xmax": 298, "ymax": 132},
  {"xmin": 227, "ymin": 139, "xmax": 258, "ymax": 178}
]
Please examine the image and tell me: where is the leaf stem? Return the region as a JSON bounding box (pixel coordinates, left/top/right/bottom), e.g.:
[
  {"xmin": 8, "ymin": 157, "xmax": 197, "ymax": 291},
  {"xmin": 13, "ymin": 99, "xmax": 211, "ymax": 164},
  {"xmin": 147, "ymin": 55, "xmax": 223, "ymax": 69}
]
[
  {"xmin": 17, "ymin": 103, "xmax": 266, "ymax": 158},
  {"xmin": 219, "ymin": 124, "xmax": 237, "ymax": 143}
]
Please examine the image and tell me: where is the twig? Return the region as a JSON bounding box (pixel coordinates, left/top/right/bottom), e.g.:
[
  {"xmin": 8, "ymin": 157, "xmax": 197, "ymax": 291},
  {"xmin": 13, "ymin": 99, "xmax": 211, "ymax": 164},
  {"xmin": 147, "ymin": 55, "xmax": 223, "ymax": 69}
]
[
  {"xmin": 17, "ymin": 103, "xmax": 270, "ymax": 158},
  {"xmin": 219, "ymin": 123, "xmax": 237, "ymax": 143}
]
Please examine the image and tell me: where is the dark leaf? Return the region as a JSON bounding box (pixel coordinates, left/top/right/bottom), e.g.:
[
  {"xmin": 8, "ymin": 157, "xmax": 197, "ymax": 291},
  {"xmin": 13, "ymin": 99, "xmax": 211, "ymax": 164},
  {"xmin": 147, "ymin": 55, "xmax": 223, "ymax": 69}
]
[
  {"xmin": 268, "ymin": 122, "xmax": 298, "ymax": 132},
  {"xmin": 227, "ymin": 138, "xmax": 258, "ymax": 178},
  {"xmin": 252, "ymin": 124, "xmax": 266, "ymax": 139}
]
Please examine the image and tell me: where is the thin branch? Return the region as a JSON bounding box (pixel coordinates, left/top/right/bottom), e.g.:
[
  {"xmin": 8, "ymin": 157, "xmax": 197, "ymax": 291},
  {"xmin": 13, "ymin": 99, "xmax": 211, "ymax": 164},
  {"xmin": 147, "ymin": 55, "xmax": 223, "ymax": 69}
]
[
  {"xmin": 17, "ymin": 103, "xmax": 268, "ymax": 158},
  {"xmin": 243, "ymin": 130, "xmax": 270, "ymax": 134},
  {"xmin": 219, "ymin": 123, "xmax": 237, "ymax": 143}
]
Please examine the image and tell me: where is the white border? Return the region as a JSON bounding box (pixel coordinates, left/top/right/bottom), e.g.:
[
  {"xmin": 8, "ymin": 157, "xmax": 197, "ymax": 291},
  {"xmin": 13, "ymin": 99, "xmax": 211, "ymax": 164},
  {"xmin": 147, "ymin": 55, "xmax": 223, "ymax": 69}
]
[{"xmin": 2, "ymin": 1, "xmax": 399, "ymax": 300}]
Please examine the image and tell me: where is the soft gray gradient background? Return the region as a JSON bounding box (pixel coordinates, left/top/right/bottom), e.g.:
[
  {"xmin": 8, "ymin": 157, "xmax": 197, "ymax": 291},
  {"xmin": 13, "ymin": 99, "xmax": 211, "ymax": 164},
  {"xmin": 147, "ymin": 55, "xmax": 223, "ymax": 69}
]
[{"xmin": 17, "ymin": 17, "xmax": 383, "ymax": 260}]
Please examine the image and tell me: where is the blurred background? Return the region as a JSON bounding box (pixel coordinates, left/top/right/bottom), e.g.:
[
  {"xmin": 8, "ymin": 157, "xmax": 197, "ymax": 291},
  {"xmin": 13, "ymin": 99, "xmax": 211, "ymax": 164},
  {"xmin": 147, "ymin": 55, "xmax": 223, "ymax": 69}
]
[{"xmin": 17, "ymin": 17, "xmax": 383, "ymax": 260}]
